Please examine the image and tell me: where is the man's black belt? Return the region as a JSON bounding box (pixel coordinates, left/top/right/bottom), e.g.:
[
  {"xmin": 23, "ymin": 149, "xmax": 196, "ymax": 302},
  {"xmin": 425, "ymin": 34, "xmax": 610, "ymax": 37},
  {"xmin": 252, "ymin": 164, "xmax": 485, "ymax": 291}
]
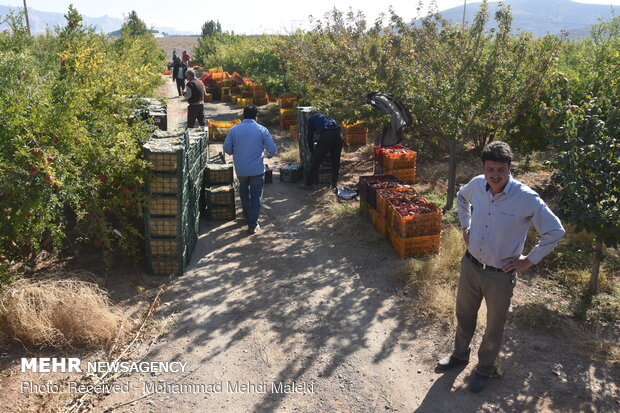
[{"xmin": 465, "ymin": 250, "xmax": 505, "ymax": 272}]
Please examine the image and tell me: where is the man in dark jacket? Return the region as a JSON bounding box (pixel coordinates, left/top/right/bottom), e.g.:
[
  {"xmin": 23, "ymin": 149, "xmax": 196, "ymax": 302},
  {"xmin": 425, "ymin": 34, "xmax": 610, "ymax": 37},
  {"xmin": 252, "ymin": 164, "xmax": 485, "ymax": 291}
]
[
  {"xmin": 171, "ymin": 57, "xmax": 187, "ymax": 97},
  {"xmin": 183, "ymin": 69, "xmax": 206, "ymax": 127},
  {"xmin": 299, "ymin": 113, "xmax": 343, "ymax": 189}
]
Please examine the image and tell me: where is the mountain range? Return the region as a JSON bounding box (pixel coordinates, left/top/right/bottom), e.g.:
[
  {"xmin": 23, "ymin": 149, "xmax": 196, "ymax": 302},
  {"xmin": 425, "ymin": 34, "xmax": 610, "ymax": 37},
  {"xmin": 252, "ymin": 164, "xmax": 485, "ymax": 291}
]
[
  {"xmin": 438, "ymin": 0, "xmax": 618, "ymax": 38},
  {"xmin": 1, "ymin": 0, "xmax": 618, "ymax": 37},
  {"xmin": 0, "ymin": 5, "xmax": 194, "ymax": 36}
]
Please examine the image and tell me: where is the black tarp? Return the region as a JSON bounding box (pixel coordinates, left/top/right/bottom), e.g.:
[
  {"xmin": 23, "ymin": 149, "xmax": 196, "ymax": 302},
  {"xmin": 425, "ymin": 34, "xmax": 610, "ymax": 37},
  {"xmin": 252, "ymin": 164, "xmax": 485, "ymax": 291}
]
[{"xmin": 366, "ymin": 92, "xmax": 413, "ymax": 146}]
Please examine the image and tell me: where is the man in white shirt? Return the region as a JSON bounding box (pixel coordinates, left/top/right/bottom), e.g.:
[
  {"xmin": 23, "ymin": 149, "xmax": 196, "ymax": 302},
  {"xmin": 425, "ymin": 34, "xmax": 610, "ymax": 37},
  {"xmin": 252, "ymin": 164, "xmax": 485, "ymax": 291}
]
[{"xmin": 437, "ymin": 141, "xmax": 565, "ymax": 393}]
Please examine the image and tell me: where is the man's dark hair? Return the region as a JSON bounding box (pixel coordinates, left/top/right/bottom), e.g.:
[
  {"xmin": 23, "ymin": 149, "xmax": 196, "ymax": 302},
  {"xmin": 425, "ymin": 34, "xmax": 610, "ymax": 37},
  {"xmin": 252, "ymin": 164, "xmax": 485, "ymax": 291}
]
[
  {"xmin": 243, "ymin": 104, "xmax": 258, "ymax": 119},
  {"xmin": 481, "ymin": 141, "xmax": 513, "ymax": 164}
]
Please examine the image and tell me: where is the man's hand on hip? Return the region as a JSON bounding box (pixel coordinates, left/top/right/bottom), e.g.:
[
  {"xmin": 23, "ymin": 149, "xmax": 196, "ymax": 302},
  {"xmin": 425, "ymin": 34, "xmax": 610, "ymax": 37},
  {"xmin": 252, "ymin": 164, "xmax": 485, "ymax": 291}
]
[{"xmin": 501, "ymin": 256, "xmax": 533, "ymax": 273}]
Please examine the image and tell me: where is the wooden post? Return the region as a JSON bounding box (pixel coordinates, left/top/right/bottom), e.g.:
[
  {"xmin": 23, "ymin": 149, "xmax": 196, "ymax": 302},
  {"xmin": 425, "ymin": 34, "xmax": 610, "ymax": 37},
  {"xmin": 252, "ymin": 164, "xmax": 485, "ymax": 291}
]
[{"xmin": 22, "ymin": 0, "xmax": 31, "ymax": 35}]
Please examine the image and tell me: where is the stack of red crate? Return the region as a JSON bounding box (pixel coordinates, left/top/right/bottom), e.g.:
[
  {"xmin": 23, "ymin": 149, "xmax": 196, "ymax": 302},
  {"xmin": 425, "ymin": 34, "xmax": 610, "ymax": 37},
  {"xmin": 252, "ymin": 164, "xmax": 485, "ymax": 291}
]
[{"xmin": 374, "ymin": 145, "xmax": 417, "ymax": 183}]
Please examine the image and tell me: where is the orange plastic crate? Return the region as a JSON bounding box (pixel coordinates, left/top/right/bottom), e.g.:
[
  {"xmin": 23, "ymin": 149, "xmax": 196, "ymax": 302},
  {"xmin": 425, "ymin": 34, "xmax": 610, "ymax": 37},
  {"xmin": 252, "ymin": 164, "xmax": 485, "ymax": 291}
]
[
  {"xmin": 376, "ymin": 187, "xmax": 418, "ymax": 218},
  {"xmin": 388, "ymin": 201, "xmax": 442, "ymax": 238},
  {"xmin": 279, "ymin": 108, "xmax": 296, "ymax": 119},
  {"xmin": 384, "ymin": 167, "xmax": 416, "ymax": 184},
  {"xmin": 359, "ymin": 199, "xmax": 370, "ymax": 219},
  {"xmin": 342, "ymin": 122, "xmax": 368, "ymax": 134},
  {"xmin": 278, "ymin": 97, "xmax": 298, "ymax": 108},
  {"xmin": 208, "ymin": 119, "xmax": 241, "ymax": 140},
  {"xmin": 383, "ymin": 148, "xmax": 417, "ymax": 170},
  {"xmin": 280, "ymin": 118, "xmax": 296, "ymax": 130},
  {"xmin": 344, "ymin": 132, "xmax": 367, "ymax": 145},
  {"xmin": 370, "ymin": 209, "xmax": 388, "ymax": 238},
  {"xmin": 389, "ymin": 231, "xmax": 440, "ymax": 258},
  {"xmin": 253, "ymin": 89, "xmax": 267, "ymax": 98},
  {"xmin": 211, "ymin": 72, "xmax": 229, "ymax": 80}
]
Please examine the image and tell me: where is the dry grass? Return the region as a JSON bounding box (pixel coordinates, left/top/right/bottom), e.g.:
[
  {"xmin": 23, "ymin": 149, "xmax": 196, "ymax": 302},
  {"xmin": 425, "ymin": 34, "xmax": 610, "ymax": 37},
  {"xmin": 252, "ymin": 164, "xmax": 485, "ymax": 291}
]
[
  {"xmin": 280, "ymin": 142, "xmax": 301, "ymax": 164},
  {"xmin": 359, "ymin": 143, "xmax": 375, "ymax": 158},
  {"xmin": 0, "ymin": 278, "xmax": 125, "ymax": 349},
  {"xmin": 572, "ymin": 322, "xmax": 620, "ymax": 364},
  {"xmin": 516, "ymin": 301, "xmax": 558, "ymax": 330},
  {"xmin": 401, "ymin": 226, "xmax": 465, "ymax": 321},
  {"xmin": 155, "ymin": 36, "xmax": 200, "ymax": 63}
]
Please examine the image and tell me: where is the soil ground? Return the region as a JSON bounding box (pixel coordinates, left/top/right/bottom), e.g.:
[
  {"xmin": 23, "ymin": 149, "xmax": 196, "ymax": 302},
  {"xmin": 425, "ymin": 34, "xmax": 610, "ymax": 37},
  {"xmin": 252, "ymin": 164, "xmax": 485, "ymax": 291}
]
[{"xmin": 0, "ymin": 78, "xmax": 618, "ymax": 413}]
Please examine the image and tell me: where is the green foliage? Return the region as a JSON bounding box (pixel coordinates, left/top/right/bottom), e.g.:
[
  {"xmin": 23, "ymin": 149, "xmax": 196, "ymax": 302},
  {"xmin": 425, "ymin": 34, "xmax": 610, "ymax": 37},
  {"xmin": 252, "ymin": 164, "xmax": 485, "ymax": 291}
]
[
  {"xmin": 543, "ymin": 95, "xmax": 620, "ymax": 248},
  {"xmin": 195, "ymin": 33, "xmax": 304, "ymax": 97},
  {"xmin": 0, "ymin": 6, "xmax": 165, "ymax": 265},
  {"xmin": 121, "ymin": 10, "xmax": 150, "ymax": 38},
  {"xmin": 201, "ymin": 20, "xmax": 222, "ymax": 37},
  {"xmin": 193, "ymin": 20, "xmax": 227, "ymax": 64}
]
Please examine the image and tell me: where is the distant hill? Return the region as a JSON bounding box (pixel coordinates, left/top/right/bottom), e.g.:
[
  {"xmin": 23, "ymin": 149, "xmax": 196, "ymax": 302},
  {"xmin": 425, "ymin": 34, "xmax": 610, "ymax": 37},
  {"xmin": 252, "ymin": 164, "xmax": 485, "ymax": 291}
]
[
  {"xmin": 0, "ymin": 5, "xmax": 194, "ymax": 36},
  {"xmin": 438, "ymin": 0, "xmax": 617, "ymax": 38}
]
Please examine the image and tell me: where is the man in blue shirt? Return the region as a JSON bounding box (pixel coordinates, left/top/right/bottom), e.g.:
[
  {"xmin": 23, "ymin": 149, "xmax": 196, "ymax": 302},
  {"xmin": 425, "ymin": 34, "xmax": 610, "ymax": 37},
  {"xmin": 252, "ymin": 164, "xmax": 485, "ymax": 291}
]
[
  {"xmin": 223, "ymin": 105, "xmax": 277, "ymax": 234},
  {"xmin": 436, "ymin": 141, "xmax": 565, "ymax": 393},
  {"xmin": 299, "ymin": 113, "xmax": 343, "ymax": 190}
]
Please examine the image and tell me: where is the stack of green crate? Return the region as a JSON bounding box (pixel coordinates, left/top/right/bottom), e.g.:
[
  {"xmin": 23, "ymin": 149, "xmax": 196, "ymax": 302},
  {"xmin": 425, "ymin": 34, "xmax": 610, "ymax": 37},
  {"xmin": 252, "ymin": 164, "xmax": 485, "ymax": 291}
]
[
  {"xmin": 143, "ymin": 127, "xmax": 207, "ymax": 276},
  {"xmin": 135, "ymin": 97, "xmax": 168, "ymax": 131},
  {"xmin": 204, "ymin": 163, "xmax": 236, "ymax": 221},
  {"xmin": 188, "ymin": 127, "xmax": 210, "ymax": 210},
  {"xmin": 296, "ymin": 107, "xmax": 334, "ymax": 185}
]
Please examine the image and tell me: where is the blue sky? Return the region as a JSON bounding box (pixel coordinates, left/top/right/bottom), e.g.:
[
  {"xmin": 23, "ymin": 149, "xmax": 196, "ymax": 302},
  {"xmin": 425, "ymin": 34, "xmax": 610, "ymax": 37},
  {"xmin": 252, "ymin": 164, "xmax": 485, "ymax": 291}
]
[{"xmin": 2, "ymin": 0, "xmax": 619, "ymax": 34}]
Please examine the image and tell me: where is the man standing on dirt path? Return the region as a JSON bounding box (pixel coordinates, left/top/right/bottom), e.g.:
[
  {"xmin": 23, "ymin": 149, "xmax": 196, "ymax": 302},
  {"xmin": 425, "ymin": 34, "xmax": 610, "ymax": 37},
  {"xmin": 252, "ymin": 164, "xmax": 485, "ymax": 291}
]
[
  {"xmin": 223, "ymin": 104, "xmax": 277, "ymax": 235},
  {"xmin": 183, "ymin": 69, "xmax": 205, "ymax": 127},
  {"xmin": 436, "ymin": 141, "xmax": 565, "ymax": 393},
  {"xmin": 298, "ymin": 112, "xmax": 343, "ymax": 190},
  {"xmin": 172, "ymin": 57, "xmax": 187, "ymax": 97}
]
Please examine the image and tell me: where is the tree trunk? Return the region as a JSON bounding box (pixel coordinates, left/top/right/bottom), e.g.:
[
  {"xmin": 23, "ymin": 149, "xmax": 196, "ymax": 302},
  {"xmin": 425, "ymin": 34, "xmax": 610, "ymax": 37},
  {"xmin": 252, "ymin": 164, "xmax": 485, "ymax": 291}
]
[
  {"xmin": 589, "ymin": 237, "xmax": 604, "ymax": 295},
  {"xmin": 444, "ymin": 140, "xmax": 458, "ymax": 211}
]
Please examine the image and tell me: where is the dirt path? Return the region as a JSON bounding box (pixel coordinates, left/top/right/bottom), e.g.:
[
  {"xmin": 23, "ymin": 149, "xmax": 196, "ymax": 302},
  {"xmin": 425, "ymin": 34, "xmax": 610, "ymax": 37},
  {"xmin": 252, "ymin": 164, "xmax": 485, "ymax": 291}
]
[
  {"xmin": 0, "ymin": 79, "xmax": 616, "ymax": 413},
  {"xmin": 97, "ymin": 81, "xmax": 618, "ymax": 413},
  {"xmin": 0, "ymin": 78, "xmax": 615, "ymax": 413}
]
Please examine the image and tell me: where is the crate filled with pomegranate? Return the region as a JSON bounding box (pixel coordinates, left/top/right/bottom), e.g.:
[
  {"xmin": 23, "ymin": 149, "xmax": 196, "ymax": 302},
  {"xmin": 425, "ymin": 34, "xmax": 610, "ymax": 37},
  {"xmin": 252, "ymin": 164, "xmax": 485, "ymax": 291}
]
[
  {"xmin": 375, "ymin": 187, "xmax": 419, "ymax": 218},
  {"xmin": 388, "ymin": 196, "xmax": 442, "ymax": 238},
  {"xmin": 357, "ymin": 175, "xmax": 404, "ymax": 208}
]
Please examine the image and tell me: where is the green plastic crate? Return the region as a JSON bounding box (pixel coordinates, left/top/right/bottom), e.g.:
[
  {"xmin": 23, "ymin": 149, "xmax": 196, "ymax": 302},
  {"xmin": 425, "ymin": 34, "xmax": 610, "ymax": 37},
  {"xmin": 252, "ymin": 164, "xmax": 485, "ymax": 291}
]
[
  {"xmin": 205, "ymin": 164, "xmax": 234, "ymax": 185},
  {"xmin": 206, "ymin": 185, "xmax": 235, "ymax": 206},
  {"xmin": 206, "ymin": 204, "xmax": 236, "ymax": 221}
]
